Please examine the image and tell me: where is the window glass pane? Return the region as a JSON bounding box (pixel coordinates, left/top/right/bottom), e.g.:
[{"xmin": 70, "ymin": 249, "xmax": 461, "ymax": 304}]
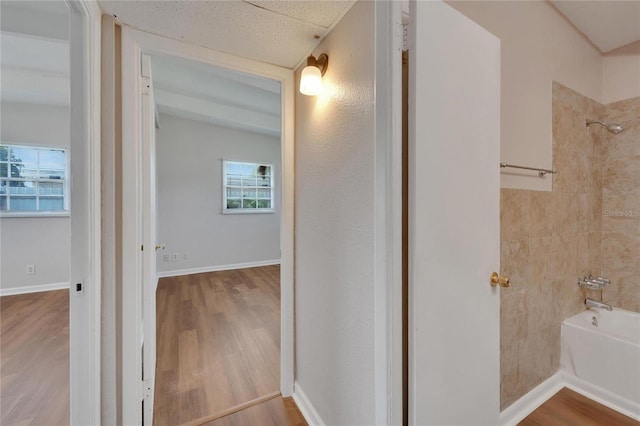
[
  {"xmin": 242, "ymin": 199, "xmax": 256, "ymax": 209},
  {"xmin": 9, "ymin": 180, "xmax": 36, "ymax": 195},
  {"xmin": 39, "ymin": 182, "xmax": 64, "ymax": 195},
  {"xmin": 10, "ymin": 147, "xmax": 38, "ymax": 164},
  {"xmin": 227, "ymin": 187, "xmax": 241, "ymax": 198},
  {"xmin": 226, "ymin": 162, "xmax": 242, "ymax": 174},
  {"xmin": 9, "ymin": 196, "xmax": 36, "ymax": 211},
  {"xmin": 40, "ymin": 169, "xmax": 65, "ymax": 180},
  {"xmin": 224, "ymin": 161, "xmax": 273, "ymax": 211},
  {"xmin": 227, "ymin": 175, "xmax": 242, "ymax": 186},
  {"xmin": 242, "ymin": 176, "xmax": 257, "ymax": 187},
  {"xmin": 39, "ymin": 197, "xmax": 64, "ymax": 211},
  {"xmin": 260, "ymin": 165, "xmax": 271, "ymax": 176},
  {"xmin": 240, "ymin": 163, "xmax": 255, "ymax": 175},
  {"xmin": 39, "ymin": 149, "xmax": 65, "ymax": 170},
  {"xmin": 242, "ymin": 188, "xmax": 256, "ymax": 199},
  {"xmin": 0, "ymin": 145, "xmax": 67, "ymax": 214},
  {"xmin": 226, "ymin": 199, "xmax": 241, "ymax": 209},
  {"xmin": 15, "ymin": 165, "xmax": 38, "ymax": 179}
]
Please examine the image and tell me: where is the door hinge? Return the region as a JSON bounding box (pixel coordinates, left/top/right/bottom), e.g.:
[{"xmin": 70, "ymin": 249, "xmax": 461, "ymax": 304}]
[
  {"xmin": 141, "ymin": 76, "xmax": 151, "ymax": 95},
  {"xmin": 142, "ymin": 379, "xmax": 153, "ymax": 400},
  {"xmin": 402, "ymin": 23, "xmax": 408, "ymax": 51}
]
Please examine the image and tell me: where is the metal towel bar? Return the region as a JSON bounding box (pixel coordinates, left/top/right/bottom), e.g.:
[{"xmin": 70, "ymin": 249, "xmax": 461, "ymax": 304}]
[{"xmin": 500, "ymin": 162, "xmax": 557, "ymax": 177}]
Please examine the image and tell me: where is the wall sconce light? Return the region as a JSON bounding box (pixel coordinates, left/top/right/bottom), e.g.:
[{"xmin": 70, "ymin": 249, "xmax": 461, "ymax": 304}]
[{"xmin": 300, "ymin": 53, "xmax": 328, "ymax": 96}]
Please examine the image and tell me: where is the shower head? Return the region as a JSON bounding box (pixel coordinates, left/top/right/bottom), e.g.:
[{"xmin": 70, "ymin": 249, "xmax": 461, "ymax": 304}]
[{"xmin": 585, "ymin": 119, "xmax": 625, "ymax": 134}]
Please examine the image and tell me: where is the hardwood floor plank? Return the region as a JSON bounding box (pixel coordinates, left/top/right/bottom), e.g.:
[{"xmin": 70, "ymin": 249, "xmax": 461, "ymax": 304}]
[
  {"xmin": 0, "ymin": 290, "xmax": 69, "ymax": 426},
  {"xmin": 519, "ymin": 388, "xmax": 640, "ymax": 426},
  {"xmin": 154, "ymin": 265, "xmax": 281, "ymax": 425}
]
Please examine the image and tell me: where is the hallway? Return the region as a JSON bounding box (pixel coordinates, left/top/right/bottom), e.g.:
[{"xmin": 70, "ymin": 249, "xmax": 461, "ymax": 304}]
[{"xmin": 153, "ymin": 265, "xmax": 281, "ymax": 425}]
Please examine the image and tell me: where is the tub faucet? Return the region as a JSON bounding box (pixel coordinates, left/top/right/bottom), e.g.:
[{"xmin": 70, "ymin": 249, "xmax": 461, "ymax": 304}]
[{"xmin": 585, "ymin": 298, "xmax": 612, "ymax": 311}]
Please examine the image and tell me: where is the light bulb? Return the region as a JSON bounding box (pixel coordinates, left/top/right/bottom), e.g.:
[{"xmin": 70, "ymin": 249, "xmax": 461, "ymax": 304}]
[{"xmin": 300, "ymin": 65, "xmax": 323, "ymax": 96}]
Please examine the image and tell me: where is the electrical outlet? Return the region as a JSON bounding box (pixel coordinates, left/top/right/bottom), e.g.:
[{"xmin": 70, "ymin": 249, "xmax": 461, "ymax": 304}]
[
  {"xmin": 172, "ymin": 253, "xmax": 179, "ymax": 262},
  {"xmin": 184, "ymin": 251, "xmax": 190, "ymax": 261},
  {"xmin": 163, "ymin": 254, "xmax": 170, "ymax": 262},
  {"xmin": 26, "ymin": 264, "xmax": 35, "ymax": 275}
]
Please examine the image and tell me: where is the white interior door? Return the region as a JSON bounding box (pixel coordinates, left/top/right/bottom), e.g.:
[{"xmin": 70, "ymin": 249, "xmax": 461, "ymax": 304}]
[
  {"xmin": 141, "ymin": 53, "xmax": 158, "ymax": 426},
  {"xmin": 408, "ymin": 2, "xmax": 501, "ymax": 425}
]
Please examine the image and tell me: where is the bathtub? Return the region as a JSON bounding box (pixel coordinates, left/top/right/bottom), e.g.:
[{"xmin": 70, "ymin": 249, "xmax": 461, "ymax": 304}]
[{"xmin": 561, "ymin": 307, "xmax": 640, "ymax": 420}]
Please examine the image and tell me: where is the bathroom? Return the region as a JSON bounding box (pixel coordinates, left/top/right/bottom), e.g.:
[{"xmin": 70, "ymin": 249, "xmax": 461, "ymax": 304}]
[
  {"xmin": 446, "ymin": 1, "xmax": 640, "ymax": 422},
  {"xmin": 500, "ymin": 82, "xmax": 639, "ymax": 421}
]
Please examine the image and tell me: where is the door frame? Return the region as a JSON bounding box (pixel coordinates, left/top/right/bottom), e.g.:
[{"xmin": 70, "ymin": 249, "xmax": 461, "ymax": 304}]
[
  {"xmin": 67, "ymin": 0, "xmax": 102, "ymax": 424},
  {"xmin": 120, "ymin": 27, "xmax": 295, "ymax": 424},
  {"xmin": 373, "ymin": 1, "xmax": 404, "ymax": 424}
]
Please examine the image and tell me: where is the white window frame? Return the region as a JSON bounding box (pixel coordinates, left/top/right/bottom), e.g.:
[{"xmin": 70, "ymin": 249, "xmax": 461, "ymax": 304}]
[
  {"xmin": 222, "ymin": 160, "xmax": 275, "ymax": 214},
  {"xmin": 0, "ymin": 142, "xmax": 70, "ymax": 217}
]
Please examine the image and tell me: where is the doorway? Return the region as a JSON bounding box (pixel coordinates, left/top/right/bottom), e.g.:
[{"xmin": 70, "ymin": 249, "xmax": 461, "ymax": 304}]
[
  {"xmin": 120, "ymin": 27, "xmax": 295, "ymax": 425},
  {"xmin": 148, "ymin": 53, "xmax": 284, "ymax": 424},
  {"xmin": 0, "ymin": 2, "xmax": 71, "ymax": 424}
]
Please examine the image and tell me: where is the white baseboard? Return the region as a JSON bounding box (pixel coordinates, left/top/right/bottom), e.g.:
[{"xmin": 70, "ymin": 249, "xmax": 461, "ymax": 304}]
[
  {"xmin": 500, "ymin": 372, "xmax": 564, "ymax": 426},
  {"xmin": 293, "ymin": 381, "xmax": 325, "ymax": 426},
  {"xmin": 156, "ymin": 259, "xmax": 281, "ymax": 278},
  {"xmin": 0, "ymin": 282, "xmax": 70, "ymax": 297},
  {"xmin": 563, "ymin": 372, "xmax": 640, "ymax": 421}
]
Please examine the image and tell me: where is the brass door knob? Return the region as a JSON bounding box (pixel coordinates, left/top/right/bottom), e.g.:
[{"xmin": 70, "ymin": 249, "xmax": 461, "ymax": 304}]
[
  {"xmin": 155, "ymin": 244, "xmax": 165, "ymax": 251},
  {"xmin": 490, "ymin": 272, "xmax": 510, "ymax": 287}
]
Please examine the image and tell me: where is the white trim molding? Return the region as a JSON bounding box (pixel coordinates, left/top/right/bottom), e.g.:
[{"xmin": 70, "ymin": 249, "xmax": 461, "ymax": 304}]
[
  {"xmin": 500, "ymin": 371, "xmax": 640, "ymax": 425},
  {"xmin": 0, "ymin": 282, "xmax": 70, "ymax": 297},
  {"xmin": 66, "ymin": 0, "xmax": 102, "ymax": 425},
  {"xmin": 499, "ymin": 372, "xmax": 564, "ymax": 426},
  {"xmin": 373, "ymin": 1, "xmax": 404, "ymax": 424},
  {"xmin": 292, "ymin": 382, "xmax": 326, "ymax": 426},
  {"xmin": 563, "ymin": 372, "xmax": 640, "ymax": 421},
  {"xmin": 156, "ymin": 260, "xmax": 281, "ymax": 278}
]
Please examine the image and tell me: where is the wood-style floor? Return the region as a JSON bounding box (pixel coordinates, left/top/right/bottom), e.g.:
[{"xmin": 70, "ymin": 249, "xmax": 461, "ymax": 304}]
[
  {"xmin": 519, "ymin": 388, "xmax": 640, "ymax": 426},
  {"xmin": 154, "ymin": 265, "xmax": 282, "ymax": 425},
  {"xmin": 202, "ymin": 395, "xmax": 306, "ymax": 426},
  {"xmin": 0, "ymin": 289, "xmax": 70, "ymax": 426}
]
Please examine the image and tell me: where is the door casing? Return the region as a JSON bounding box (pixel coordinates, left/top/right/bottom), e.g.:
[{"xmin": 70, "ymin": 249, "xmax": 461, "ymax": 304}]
[{"xmin": 120, "ymin": 27, "xmax": 296, "ymax": 424}]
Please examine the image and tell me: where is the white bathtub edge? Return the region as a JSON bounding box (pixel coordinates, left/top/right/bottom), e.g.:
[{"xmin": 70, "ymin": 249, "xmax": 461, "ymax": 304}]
[
  {"xmin": 499, "ymin": 372, "xmax": 564, "ymax": 426},
  {"xmin": 563, "ymin": 372, "xmax": 640, "ymax": 421}
]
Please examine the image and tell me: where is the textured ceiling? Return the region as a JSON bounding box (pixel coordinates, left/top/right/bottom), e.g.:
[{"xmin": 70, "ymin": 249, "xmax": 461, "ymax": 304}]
[
  {"xmin": 98, "ymin": 0, "xmax": 355, "ymax": 68},
  {"xmin": 550, "ymin": 0, "xmax": 640, "ymax": 53}
]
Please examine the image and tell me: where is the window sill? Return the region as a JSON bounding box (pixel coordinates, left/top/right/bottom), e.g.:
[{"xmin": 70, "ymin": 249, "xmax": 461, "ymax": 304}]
[
  {"xmin": 222, "ymin": 209, "xmax": 275, "ymax": 215},
  {"xmin": 0, "ymin": 211, "xmax": 70, "ymax": 218}
]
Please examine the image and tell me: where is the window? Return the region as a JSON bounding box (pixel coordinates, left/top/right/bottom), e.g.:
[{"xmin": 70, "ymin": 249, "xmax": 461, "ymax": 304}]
[
  {"xmin": 0, "ymin": 144, "xmax": 68, "ymax": 215},
  {"xmin": 223, "ymin": 161, "xmax": 274, "ymax": 213}
]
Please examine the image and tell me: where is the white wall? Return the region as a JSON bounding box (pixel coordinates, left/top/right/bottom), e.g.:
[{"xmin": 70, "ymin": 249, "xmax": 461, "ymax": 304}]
[
  {"xmin": 155, "ymin": 114, "xmax": 281, "ymax": 275},
  {"xmin": 603, "ymin": 41, "xmax": 640, "ymax": 104},
  {"xmin": 0, "ymin": 102, "xmax": 70, "ymax": 291},
  {"xmin": 294, "ymin": 1, "xmax": 376, "ymax": 424},
  {"xmin": 447, "ymin": 1, "xmax": 603, "ymax": 191}
]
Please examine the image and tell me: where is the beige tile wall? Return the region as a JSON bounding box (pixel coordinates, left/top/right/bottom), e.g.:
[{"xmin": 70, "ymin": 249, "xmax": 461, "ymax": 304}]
[
  {"xmin": 601, "ymin": 96, "xmax": 640, "ymax": 312},
  {"xmin": 500, "ymin": 82, "xmax": 605, "ymax": 409}
]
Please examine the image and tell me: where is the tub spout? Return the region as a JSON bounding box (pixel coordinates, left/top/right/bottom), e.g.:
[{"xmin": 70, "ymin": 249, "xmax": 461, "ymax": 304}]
[{"xmin": 585, "ymin": 298, "xmax": 613, "ymax": 311}]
